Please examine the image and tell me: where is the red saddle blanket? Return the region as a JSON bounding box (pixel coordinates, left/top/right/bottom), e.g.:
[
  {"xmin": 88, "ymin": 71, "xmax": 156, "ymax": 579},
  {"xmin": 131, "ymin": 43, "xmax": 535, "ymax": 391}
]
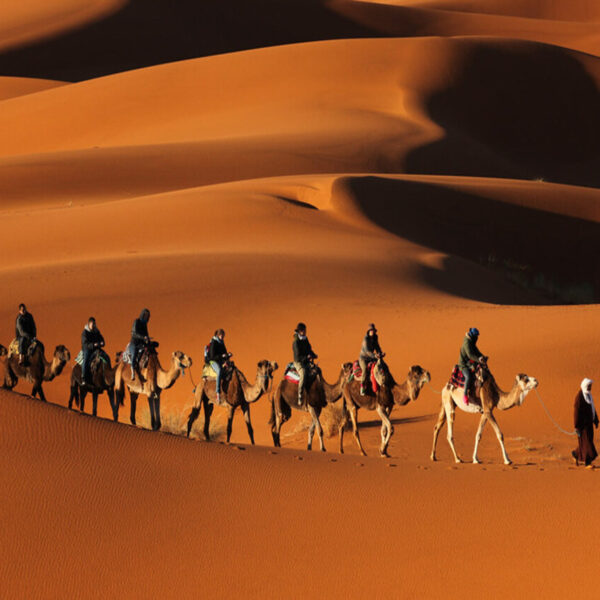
[
  {"xmin": 352, "ymin": 360, "xmax": 379, "ymax": 393},
  {"xmin": 449, "ymin": 365, "xmax": 466, "ymax": 388}
]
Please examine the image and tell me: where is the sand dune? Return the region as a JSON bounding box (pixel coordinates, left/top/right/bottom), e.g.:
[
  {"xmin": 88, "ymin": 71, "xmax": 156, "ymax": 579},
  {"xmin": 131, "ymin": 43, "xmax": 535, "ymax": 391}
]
[{"xmin": 1, "ymin": 0, "xmax": 599, "ymax": 597}]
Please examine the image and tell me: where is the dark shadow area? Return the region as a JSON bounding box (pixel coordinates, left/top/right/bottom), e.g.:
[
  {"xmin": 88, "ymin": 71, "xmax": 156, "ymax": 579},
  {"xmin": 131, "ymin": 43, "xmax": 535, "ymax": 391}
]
[
  {"xmin": 357, "ymin": 414, "xmax": 436, "ymax": 429},
  {"xmin": 337, "ymin": 176, "xmax": 600, "ymax": 303},
  {"xmin": 0, "ymin": 0, "xmax": 379, "ymax": 81},
  {"xmin": 408, "ymin": 41, "xmax": 600, "ymax": 188}
]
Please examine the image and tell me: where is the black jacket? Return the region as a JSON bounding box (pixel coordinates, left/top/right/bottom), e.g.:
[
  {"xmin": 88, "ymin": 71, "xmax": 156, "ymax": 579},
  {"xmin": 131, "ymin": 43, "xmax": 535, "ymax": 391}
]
[
  {"xmin": 82, "ymin": 327, "xmax": 105, "ymax": 353},
  {"xmin": 130, "ymin": 317, "xmax": 149, "ymax": 345},
  {"xmin": 360, "ymin": 333, "xmax": 382, "ymax": 360},
  {"xmin": 293, "ymin": 333, "xmax": 316, "ymax": 363},
  {"xmin": 207, "ymin": 336, "xmax": 228, "ymax": 364},
  {"xmin": 16, "ymin": 312, "xmax": 36, "ymax": 339}
]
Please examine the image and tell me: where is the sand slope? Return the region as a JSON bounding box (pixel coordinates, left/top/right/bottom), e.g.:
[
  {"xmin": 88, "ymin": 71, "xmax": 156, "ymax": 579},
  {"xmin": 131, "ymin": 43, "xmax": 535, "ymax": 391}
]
[{"xmin": 1, "ymin": 0, "xmax": 599, "ymax": 598}]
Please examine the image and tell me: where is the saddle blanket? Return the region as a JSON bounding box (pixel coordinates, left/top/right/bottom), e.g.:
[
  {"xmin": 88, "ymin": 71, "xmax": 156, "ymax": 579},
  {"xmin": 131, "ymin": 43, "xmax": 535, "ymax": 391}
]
[
  {"xmin": 75, "ymin": 349, "xmax": 110, "ymax": 366},
  {"xmin": 449, "ymin": 365, "xmax": 466, "ymax": 388},
  {"xmin": 202, "ymin": 363, "xmax": 218, "ymax": 378},
  {"xmin": 352, "ymin": 360, "xmax": 379, "ymax": 393},
  {"xmin": 284, "ymin": 363, "xmax": 300, "ymax": 384}
]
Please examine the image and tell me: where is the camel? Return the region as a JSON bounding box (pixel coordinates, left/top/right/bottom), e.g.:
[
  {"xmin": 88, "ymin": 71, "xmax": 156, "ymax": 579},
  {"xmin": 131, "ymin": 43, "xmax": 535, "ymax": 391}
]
[
  {"xmin": 340, "ymin": 360, "xmax": 430, "ymax": 457},
  {"xmin": 68, "ymin": 351, "xmax": 122, "ymax": 420},
  {"xmin": 114, "ymin": 343, "xmax": 192, "ymax": 431},
  {"xmin": 186, "ymin": 359, "xmax": 278, "ymax": 444},
  {"xmin": 3, "ymin": 341, "xmax": 70, "ymax": 401},
  {"xmin": 269, "ymin": 362, "xmax": 353, "ymax": 452},
  {"xmin": 430, "ymin": 370, "xmax": 538, "ymax": 465}
]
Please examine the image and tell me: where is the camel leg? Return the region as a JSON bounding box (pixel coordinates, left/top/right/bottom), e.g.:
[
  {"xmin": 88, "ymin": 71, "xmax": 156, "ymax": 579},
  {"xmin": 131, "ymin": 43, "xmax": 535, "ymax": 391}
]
[
  {"xmin": 203, "ymin": 396, "xmax": 214, "ymax": 441},
  {"xmin": 79, "ymin": 388, "xmax": 88, "ymax": 414},
  {"xmin": 226, "ymin": 404, "xmax": 236, "ymax": 444},
  {"xmin": 186, "ymin": 404, "xmax": 201, "ymax": 438},
  {"xmin": 271, "ymin": 399, "xmax": 284, "ymax": 448},
  {"xmin": 92, "ymin": 392, "xmax": 98, "ymax": 417},
  {"xmin": 445, "ymin": 403, "xmax": 462, "ymax": 464},
  {"xmin": 338, "ymin": 400, "xmax": 349, "ymax": 454},
  {"xmin": 348, "ymin": 404, "xmax": 366, "ymax": 456},
  {"xmin": 430, "ymin": 404, "xmax": 447, "ymax": 461},
  {"xmin": 108, "ymin": 388, "xmax": 118, "ymax": 422},
  {"xmin": 376, "ymin": 405, "xmax": 394, "ymax": 458},
  {"xmin": 35, "ymin": 382, "xmax": 47, "ymax": 402},
  {"xmin": 68, "ymin": 385, "xmax": 78, "ymax": 410},
  {"xmin": 129, "ymin": 391, "xmax": 138, "ymax": 426},
  {"xmin": 308, "ymin": 405, "xmax": 325, "ymax": 452},
  {"xmin": 472, "ymin": 413, "xmax": 488, "ymax": 464},
  {"xmin": 241, "ymin": 403, "xmax": 255, "ymax": 445},
  {"xmin": 149, "ymin": 392, "xmax": 161, "ymax": 431},
  {"xmin": 487, "ymin": 411, "xmax": 511, "ymax": 465}
]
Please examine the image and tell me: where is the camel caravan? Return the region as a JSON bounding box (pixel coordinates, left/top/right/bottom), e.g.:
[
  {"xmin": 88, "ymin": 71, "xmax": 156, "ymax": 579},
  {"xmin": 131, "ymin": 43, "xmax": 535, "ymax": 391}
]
[{"xmin": 1, "ymin": 307, "xmax": 545, "ymax": 464}]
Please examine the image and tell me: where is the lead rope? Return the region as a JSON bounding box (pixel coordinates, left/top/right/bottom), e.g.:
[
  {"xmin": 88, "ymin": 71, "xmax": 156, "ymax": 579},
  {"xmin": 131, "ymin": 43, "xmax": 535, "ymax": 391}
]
[
  {"xmin": 189, "ymin": 365, "xmax": 198, "ymax": 394},
  {"xmin": 534, "ymin": 388, "xmax": 577, "ymax": 436}
]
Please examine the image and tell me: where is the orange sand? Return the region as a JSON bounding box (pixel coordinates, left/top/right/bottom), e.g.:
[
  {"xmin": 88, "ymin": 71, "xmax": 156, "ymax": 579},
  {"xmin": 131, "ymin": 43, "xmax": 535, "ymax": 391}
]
[{"xmin": 0, "ymin": 1, "xmax": 599, "ymax": 598}]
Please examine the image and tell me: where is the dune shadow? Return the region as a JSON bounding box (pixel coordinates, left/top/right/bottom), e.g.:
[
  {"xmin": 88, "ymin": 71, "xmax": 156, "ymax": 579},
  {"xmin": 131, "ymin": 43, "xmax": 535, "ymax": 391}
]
[
  {"xmin": 407, "ymin": 41, "xmax": 600, "ymax": 188},
  {"xmin": 335, "ymin": 176, "xmax": 600, "ymax": 303},
  {"xmin": 0, "ymin": 0, "xmax": 380, "ymax": 81}
]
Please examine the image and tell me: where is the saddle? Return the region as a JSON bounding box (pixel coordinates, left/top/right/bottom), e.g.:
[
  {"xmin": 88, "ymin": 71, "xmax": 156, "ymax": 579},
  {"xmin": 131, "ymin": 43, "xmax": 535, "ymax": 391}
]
[
  {"xmin": 350, "ymin": 360, "xmax": 379, "ymax": 394},
  {"xmin": 8, "ymin": 338, "xmax": 40, "ymax": 359},
  {"xmin": 448, "ymin": 363, "xmax": 487, "ymax": 400},
  {"xmin": 202, "ymin": 360, "xmax": 235, "ymax": 393},
  {"xmin": 74, "ymin": 349, "xmax": 110, "ymax": 367},
  {"xmin": 283, "ymin": 362, "xmax": 321, "ymax": 387}
]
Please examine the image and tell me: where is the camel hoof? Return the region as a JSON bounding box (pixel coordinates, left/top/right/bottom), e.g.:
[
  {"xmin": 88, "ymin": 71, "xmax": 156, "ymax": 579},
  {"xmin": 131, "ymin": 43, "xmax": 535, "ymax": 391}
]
[
  {"xmin": 455, "ymin": 458, "xmax": 463, "ymax": 464},
  {"xmin": 472, "ymin": 459, "xmax": 481, "ymax": 464},
  {"xmin": 321, "ymin": 447, "xmax": 326, "ymax": 452},
  {"xmin": 504, "ymin": 459, "xmax": 512, "ymax": 466},
  {"xmin": 430, "ymin": 455, "xmax": 437, "ymax": 462}
]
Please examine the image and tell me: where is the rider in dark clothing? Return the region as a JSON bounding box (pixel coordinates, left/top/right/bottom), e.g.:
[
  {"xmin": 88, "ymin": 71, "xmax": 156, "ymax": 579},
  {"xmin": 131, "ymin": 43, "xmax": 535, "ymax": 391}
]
[
  {"xmin": 81, "ymin": 317, "xmax": 105, "ymax": 384},
  {"xmin": 458, "ymin": 327, "xmax": 486, "ymax": 404},
  {"xmin": 15, "ymin": 303, "xmax": 37, "ymax": 364},
  {"xmin": 129, "ymin": 308, "xmax": 150, "ymax": 379},
  {"xmin": 292, "ymin": 322, "xmax": 317, "ymax": 405},
  {"xmin": 358, "ymin": 323, "xmax": 383, "ymax": 395},
  {"xmin": 207, "ymin": 329, "xmax": 230, "ymax": 403}
]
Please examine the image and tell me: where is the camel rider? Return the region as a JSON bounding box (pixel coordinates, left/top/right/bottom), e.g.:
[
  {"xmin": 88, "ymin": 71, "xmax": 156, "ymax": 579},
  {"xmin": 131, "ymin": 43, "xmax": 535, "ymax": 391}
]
[
  {"xmin": 359, "ymin": 323, "xmax": 383, "ymax": 396},
  {"xmin": 15, "ymin": 303, "xmax": 37, "ymax": 365},
  {"xmin": 293, "ymin": 322, "xmax": 317, "ymax": 405},
  {"xmin": 207, "ymin": 329, "xmax": 230, "ymax": 404},
  {"xmin": 458, "ymin": 327, "xmax": 487, "ymax": 404},
  {"xmin": 81, "ymin": 317, "xmax": 105, "ymax": 385},
  {"xmin": 129, "ymin": 308, "xmax": 150, "ymax": 379}
]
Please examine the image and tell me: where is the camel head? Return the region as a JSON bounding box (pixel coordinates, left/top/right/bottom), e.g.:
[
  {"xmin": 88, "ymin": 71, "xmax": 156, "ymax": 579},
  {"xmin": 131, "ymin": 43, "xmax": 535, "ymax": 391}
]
[
  {"xmin": 172, "ymin": 351, "xmax": 193, "ymax": 370},
  {"xmin": 52, "ymin": 345, "xmax": 71, "ymax": 376},
  {"xmin": 341, "ymin": 362, "xmax": 353, "ymax": 380},
  {"xmin": 257, "ymin": 360, "xmax": 278, "ymax": 392},
  {"xmin": 406, "ymin": 365, "xmax": 431, "ymax": 400},
  {"xmin": 515, "ymin": 373, "xmax": 538, "ymax": 405},
  {"xmin": 0, "ymin": 344, "xmax": 7, "ymax": 357}
]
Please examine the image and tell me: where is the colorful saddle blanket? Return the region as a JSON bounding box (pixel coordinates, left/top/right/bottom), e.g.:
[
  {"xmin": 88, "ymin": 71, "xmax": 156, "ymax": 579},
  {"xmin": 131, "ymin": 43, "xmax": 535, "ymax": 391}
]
[
  {"xmin": 351, "ymin": 360, "xmax": 379, "ymax": 393},
  {"xmin": 449, "ymin": 365, "xmax": 466, "ymax": 388},
  {"xmin": 74, "ymin": 349, "xmax": 110, "ymax": 366},
  {"xmin": 284, "ymin": 363, "xmax": 301, "ymax": 384}
]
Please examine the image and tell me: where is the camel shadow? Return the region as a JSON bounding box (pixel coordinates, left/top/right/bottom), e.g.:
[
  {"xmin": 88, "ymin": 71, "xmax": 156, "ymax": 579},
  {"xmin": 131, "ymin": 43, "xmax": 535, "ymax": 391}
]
[{"xmin": 357, "ymin": 413, "xmax": 436, "ymax": 429}]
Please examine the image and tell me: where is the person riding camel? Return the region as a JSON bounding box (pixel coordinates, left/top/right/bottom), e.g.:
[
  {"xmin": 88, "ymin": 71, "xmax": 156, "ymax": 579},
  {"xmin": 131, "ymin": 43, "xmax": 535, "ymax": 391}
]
[
  {"xmin": 207, "ymin": 329, "xmax": 231, "ymax": 405},
  {"xmin": 358, "ymin": 323, "xmax": 383, "ymax": 396},
  {"xmin": 81, "ymin": 317, "xmax": 105, "ymax": 385},
  {"xmin": 293, "ymin": 322, "xmax": 317, "ymax": 405},
  {"xmin": 129, "ymin": 308, "xmax": 150, "ymax": 380},
  {"xmin": 15, "ymin": 303, "xmax": 37, "ymax": 365},
  {"xmin": 458, "ymin": 327, "xmax": 487, "ymax": 405}
]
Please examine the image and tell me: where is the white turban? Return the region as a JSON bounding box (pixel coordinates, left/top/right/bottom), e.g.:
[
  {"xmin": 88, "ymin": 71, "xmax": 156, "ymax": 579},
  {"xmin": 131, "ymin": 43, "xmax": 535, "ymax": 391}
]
[{"xmin": 581, "ymin": 378, "xmax": 595, "ymax": 420}]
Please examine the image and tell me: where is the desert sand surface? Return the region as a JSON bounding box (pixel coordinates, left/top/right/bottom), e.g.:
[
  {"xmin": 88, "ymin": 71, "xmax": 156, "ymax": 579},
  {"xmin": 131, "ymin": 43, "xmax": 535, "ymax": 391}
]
[{"xmin": 0, "ymin": 0, "xmax": 599, "ymax": 598}]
